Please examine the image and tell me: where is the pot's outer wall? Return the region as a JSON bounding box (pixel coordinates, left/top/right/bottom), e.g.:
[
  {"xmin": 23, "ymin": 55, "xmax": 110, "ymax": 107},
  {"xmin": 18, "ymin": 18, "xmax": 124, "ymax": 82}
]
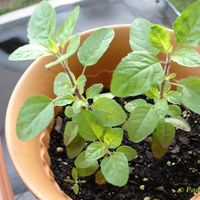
[{"xmin": 5, "ymin": 25, "xmax": 200, "ymax": 200}]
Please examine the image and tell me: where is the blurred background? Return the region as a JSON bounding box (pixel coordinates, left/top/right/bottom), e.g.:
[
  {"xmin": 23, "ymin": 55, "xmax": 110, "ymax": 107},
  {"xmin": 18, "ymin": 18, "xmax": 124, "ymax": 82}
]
[{"xmin": 0, "ymin": 0, "xmax": 197, "ymax": 199}]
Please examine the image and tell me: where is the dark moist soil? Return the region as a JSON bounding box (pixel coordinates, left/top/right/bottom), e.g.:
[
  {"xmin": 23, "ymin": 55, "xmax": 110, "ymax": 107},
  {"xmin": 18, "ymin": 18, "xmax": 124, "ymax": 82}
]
[{"xmin": 48, "ymin": 96, "xmax": 200, "ymax": 200}]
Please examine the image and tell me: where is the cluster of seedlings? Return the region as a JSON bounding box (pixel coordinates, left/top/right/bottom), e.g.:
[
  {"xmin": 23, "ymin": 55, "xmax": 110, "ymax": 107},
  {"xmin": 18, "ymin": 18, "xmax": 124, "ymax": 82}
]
[{"xmin": 9, "ymin": 0, "xmax": 200, "ymax": 197}]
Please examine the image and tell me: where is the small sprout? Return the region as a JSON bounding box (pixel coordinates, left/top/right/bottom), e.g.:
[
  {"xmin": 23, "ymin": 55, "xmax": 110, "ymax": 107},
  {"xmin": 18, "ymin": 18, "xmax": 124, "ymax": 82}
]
[{"xmin": 65, "ymin": 168, "xmax": 86, "ymax": 195}]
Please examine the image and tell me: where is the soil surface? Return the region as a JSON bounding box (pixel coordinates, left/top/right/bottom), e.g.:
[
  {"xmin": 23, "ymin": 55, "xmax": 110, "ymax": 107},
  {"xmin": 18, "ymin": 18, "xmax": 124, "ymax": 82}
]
[{"xmin": 48, "ymin": 97, "xmax": 200, "ymax": 200}]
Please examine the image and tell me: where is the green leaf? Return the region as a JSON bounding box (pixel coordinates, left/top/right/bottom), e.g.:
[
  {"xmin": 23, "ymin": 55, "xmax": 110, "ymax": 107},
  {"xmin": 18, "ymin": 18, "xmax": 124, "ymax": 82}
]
[
  {"xmin": 45, "ymin": 34, "xmax": 80, "ymax": 68},
  {"xmin": 126, "ymin": 105, "xmax": 159, "ymax": 142},
  {"xmin": 72, "ymin": 99, "xmax": 87, "ymax": 115},
  {"xmin": 168, "ymin": 105, "xmax": 181, "ymax": 117},
  {"xmin": 85, "ymin": 142, "xmax": 107, "ymax": 161},
  {"xmin": 75, "ymin": 151, "xmax": 97, "ymax": 168},
  {"xmin": 167, "ymin": 91, "xmax": 181, "ymax": 105},
  {"xmin": 77, "ymin": 162, "xmax": 99, "ymax": 177},
  {"xmin": 145, "ymin": 87, "xmax": 159, "ymax": 99},
  {"xmin": 117, "ymin": 146, "xmax": 137, "ymax": 161},
  {"xmin": 57, "ymin": 6, "xmax": 80, "ymax": 46},
  {"xmin": 101, "ymin": 152, "xmax": 129, "ymax": 187},
  {"xmin": 27, "ymin": 1, "xmax": 56, "ymax": 47},
  {"xmin": 73, "ymin": 110, "xmax": 103, "ymax": 141},
  {"xmin": 151, "ymin": 134, "xmax": 168, "ymax": 159},
  {"xmin": 111, "ymin": 51, "xmax": 164, "ymax": 97},
  {"xmin": 165, "ymin": 73, "xmax": 176, "ymax": 81},
  {"xmin": 153, "ymin": 120, "xmax": 175, "ymax": 148},
  {"xmin": 93, "ymin": 93, "xmax": 114, "ymax": 102},
  {"xmin": 76, "ymin": 75, "xmax": 87, "ymax": 94},
  {"xmin": 48, "ymin": 38, "xmax": 59, "ymax": 53},
  {"xmin": 154, "ymin": 99, "xmax": 168, "ymax": 118},
  {"xmin": 72, "ymin": 183, "xmax": 79, "ymax": 195},
  {"xmin": 103, "ymin": 128, "xmax": 123, "ymax": 148},
  {"xmin": 173, "ymin": 0, "xmax": 200, "ymax": 46},
  {"xmin": 165, "ymin": 117, "xmax": 191, "ymax": 132},
  {"xmin": 54, "ymin": 95, "xmax": 74, "ymax": 106},
  {"xmin": 16, "ymin": 95, "xmax": 54, "ymax": 141},
  {"xmin": 125, "ymin": 99, "xmax": 147, "ymax": 113},
  {"xmin": 78, "ymin": 28, "xmax": 115, "ymax": 67},
  {"xmin": 172, "ymin": 47, "xmax": 200, "ymax": 67},
  {"xmin": 130, "ymin": 18, "xmax": 159, "ymax": 54},
  {"xmin": 178, "ymin": 77, "xmax": 200, "ymax": 114},
  {"xmin": 67, "ymin": 135, "xmax": 85, "ymax": 159},
  {"xmin": 9, "ymin": 44, "xmax": 49, "ymax": 61},
  {"xmin": 64, "ymin": 106, "xmax": 74, "ymax": 118},
  {"xmin": 86, "ymin": 84, "xmax": 103, "ymax": 99},
  {"xmin": 53, "ymin": 72, "xmax": 75, "ymax": 96},
  {"xmin": 64, "ymin": 121, "xmax": 78, "ymax": 146},
  {"xmin": 92, "ymin": 97, "xmax": 127, "ymax": 126},
  {"xmin": 72, "ymin": 168, "xmax": 78, "ymax": 180},
  {"xmin": 149, "ymin": 24, "xmax": 172, "ymax": 53},
  {"xmin": 65, "ymin": 34, "xmax": 81, "ymax": 57}
]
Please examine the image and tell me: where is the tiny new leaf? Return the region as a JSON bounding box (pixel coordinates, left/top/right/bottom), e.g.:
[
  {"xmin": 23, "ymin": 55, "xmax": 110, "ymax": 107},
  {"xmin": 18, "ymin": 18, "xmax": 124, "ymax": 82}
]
[
  {"xmin": 111, "ymin": 51, "xmax": 164, "ymax": 97},
  {"xmin": 16, "ymin": 95, "xmax": 54, "ymax": 140},
  {"xmin": 78, "ymin": 28, "xmax": 115, "ymax": 67}
]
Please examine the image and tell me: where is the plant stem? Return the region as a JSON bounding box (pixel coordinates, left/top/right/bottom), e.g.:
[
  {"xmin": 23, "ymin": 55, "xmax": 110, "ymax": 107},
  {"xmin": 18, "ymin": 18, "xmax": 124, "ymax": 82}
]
[
  {"xmin": 61, "ymin": 61, "xmax": 82, "ymax": 100},
  {"xmin": 160, "ymin": 54, "xmax": 171, "ymax": 99}
]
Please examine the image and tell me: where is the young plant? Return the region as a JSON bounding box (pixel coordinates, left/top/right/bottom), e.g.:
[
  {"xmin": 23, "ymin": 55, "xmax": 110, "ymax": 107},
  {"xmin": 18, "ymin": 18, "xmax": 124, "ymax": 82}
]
[
  {"xmin": 111, "ymin": 0, "xmax": 200, "ymax": 158},
  {"xmin": 9, "ymin": 0, "xmax": 137, "ymax": 194},
  {"xmin": 65, "ymin": 168, "xmax": 86, "ymax": 195}
]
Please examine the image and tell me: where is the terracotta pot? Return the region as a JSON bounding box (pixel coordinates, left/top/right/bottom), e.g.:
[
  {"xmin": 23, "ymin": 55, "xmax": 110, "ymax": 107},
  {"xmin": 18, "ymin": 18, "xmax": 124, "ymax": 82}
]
[{"xmin": 5, "ymin": 25, "xmax": 200, "ymax": 200}]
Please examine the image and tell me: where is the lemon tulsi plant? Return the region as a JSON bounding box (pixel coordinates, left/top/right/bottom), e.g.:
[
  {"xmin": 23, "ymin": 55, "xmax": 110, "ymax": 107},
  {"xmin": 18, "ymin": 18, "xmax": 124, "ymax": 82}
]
[{"xmin": 9, "ymin": 0, "xmax": 200, "ymax": 195}]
